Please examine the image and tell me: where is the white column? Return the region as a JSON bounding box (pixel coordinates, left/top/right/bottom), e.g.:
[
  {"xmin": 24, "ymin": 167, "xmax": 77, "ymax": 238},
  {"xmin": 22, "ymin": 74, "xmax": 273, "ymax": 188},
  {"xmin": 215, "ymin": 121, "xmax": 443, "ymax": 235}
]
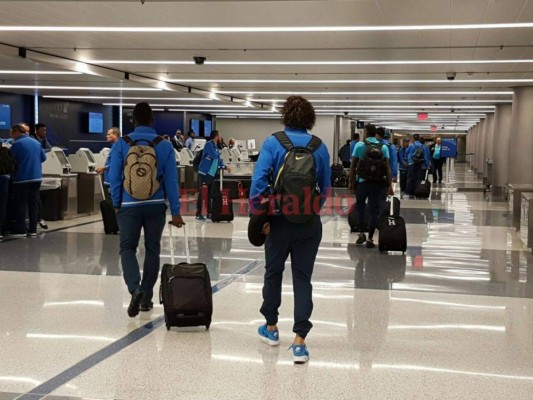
[
  {"xmin": 492, "ymin": 104, "xmax": 513, "ymax": 191},
  {"xmin": 509, "ymin": 87, "xmax": 533, "ymax": 184}
]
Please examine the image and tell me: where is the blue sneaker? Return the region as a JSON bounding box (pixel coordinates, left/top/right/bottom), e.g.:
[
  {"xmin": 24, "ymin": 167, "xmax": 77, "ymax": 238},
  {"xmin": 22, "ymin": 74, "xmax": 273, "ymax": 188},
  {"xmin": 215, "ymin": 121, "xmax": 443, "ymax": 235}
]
[
  {"xmin": 258, "ymin": 324, "xmax": 280, "ymax": 346},
  {"xmin": 290, "ymin": 344, "xmax": 309, "ymax": 364}
]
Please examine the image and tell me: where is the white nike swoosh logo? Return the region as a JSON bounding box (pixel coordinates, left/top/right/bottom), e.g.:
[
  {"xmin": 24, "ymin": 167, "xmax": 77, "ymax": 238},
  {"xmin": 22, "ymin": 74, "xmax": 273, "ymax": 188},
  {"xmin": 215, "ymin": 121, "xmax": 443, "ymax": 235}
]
[{"xmin": 295, "ymin": 156, "xmax": 305, "ymax": 160}]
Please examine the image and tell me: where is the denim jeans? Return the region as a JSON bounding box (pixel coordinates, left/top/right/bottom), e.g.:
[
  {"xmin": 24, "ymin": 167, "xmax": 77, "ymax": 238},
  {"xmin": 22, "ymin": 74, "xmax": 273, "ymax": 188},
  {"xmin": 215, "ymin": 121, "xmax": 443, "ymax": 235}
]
[
  {"xmin": 117, "ymin": 204, "xmax": 167, "ymax": 302},
  {"xmin": 12, "ymin": 181, "xmax": 41, "ymax": 234},
  {"xmin": 261, "ymin": 215, "xmax": 322, "ymax": 339}
]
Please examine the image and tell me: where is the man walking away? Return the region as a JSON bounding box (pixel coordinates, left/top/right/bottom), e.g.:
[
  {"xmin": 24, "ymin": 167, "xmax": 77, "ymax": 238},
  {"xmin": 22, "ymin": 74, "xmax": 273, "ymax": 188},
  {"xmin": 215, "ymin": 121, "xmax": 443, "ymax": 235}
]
[
  {"xmin": 108, "ymin": 102, "xmax": 184, "ymax": 318},
  {"xmin": 196, "ymin": 130, "xmax": 231, "ymax": 220},
  {"xmin": 376, "ymin": 127, "xmax": 398, "ymax": 184},
  {"xmin": 350, "ymin": 133, "xmax": 360, "ymax": 158},
  {"xmin": 9, "ymin": 123, "xmax": 46, "ymax": 238},
  {"xmin": 250, "ymin": 96, "xmax": 331, "ymax": 364},
  {"xmin": 405, "ymin": 134, "xmax": 431, "ymax": 198},
  {"xmin": 431, "ymin": 137, "xmax": 444, "ymax": 184},
  {"xmin": 338, "ymin": 140, "xmax": 352, "ymax": 168},
  {"xmin": 398, "ymin": 138, "xmax": 410, "ymax": 198},
  {"xmin": 349, "ymin": 124, "xmax": 393, "ymax": 248}
]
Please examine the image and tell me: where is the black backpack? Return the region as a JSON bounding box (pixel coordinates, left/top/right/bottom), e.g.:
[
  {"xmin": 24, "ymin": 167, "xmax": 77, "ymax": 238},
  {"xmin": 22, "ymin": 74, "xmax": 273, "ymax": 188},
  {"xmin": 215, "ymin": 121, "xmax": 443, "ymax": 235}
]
[
  {"xmin": 273, "ymin": 131, "xmax": 322, "ymax": 224},
  {"xmin": 356, "ymin": 140, "xmax": 388, "ymax": 184},
  {"xmin": 412, "ymin": 145, "xmax": 425, "ymax": 165},
  {"xmin": 192, "ymin": 149, "xmax": 203, "ymax": 172},
  {"xmin": 0, "ymin": 146, "xmax": 16, "ymax": 175}
]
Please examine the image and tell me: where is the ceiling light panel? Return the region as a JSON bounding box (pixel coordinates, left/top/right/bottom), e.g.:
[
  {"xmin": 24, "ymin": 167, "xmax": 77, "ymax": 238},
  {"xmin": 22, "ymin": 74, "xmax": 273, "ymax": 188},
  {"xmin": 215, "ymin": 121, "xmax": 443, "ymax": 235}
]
[
  {"xmin": 167, "ymin": 79, "xmax": 533, "ymax": 84},
  {"xmin": 0, "ymin": 85, "xmax": 161, "ymax": 91},
  {"xmin": 215, "ymin": 91, "xmax": 513, "ymax": 96}
]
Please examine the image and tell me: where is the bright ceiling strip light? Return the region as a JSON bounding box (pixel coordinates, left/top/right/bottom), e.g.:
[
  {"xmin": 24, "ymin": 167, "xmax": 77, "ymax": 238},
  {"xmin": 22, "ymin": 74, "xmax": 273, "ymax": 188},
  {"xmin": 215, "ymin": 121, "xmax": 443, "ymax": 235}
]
[
  {"xmin": 165, "ymin": 109, "xmax": 274, "ymax": 113},
  {"xmin": 251, "ymin": 99, "xmax": 512, "ymax": 103},
  {"xmin": 0, "ymin": 70, "xmax": 82, "ymax": 75},
  {"xmin": 103, "ymin": 103, "xmax": 247, "ymax": 108},
  {"xmin": 2, "ymin": 23, "xmax": 532, "ymax": 33},
  {"xmin": 215, "ymin": 90, "xmax": 513, "ymax": 96},
  {"xmin": 314, "ymin": 105, "xmax": 494, "ymax": 109},
  {"xmin": 43, "ymin": 95, "xmax": 212, "ymax": 101},
  {"xmin": 169, "ymin": 78, "xmax": 533, "ymax": 84},
  {"xmin": 0, "ymin": 85, "xmax": 161, "ymax": 91}
]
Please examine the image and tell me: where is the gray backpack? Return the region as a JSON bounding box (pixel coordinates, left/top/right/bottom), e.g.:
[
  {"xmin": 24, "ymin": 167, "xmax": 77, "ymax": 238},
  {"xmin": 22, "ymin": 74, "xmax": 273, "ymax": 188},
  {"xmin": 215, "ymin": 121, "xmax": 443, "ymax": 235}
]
[{"xmin": 123, "ymin": 135, "xmax": 163, "ymax": 200}]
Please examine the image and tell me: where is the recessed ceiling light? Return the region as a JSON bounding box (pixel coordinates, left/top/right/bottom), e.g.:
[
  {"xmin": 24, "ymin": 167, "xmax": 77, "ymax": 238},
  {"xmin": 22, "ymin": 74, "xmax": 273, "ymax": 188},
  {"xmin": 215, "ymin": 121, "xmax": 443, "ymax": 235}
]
[
  {"xmin": 313, "ymin": 105, "xmax": 494, "ymax": 109},
  {"xmin": 1, "ymin": 23, "xmax": 531, "ymax": 33},
  {"xmin": 215, "ymin": 91, "xmax": 513, "ymax": 96},
  {"xmin": 0, "ymin": 85, "xmax": 161, "ymax": 91},
  {"xmin": 168, "ymin": 78, "xmax": 533, "ymax": 84},
  {"xmin": 249, "ymin": 99, "xmax": 512, "ymax": 103},
  {"xmin": 0, "ymin": 70, "xmax": 82, "ymax": 75},
  {"xmin": 103, "ymin": 103, "xmax": 247, "ymax": 108}
]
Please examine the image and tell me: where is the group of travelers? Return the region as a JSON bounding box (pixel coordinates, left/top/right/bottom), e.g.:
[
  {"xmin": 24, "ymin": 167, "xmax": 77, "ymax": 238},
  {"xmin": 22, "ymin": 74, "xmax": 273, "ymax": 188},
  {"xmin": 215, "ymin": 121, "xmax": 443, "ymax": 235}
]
[{"xmin": 0, "ymin": 122, "xmax": 51, "ymax": 242}]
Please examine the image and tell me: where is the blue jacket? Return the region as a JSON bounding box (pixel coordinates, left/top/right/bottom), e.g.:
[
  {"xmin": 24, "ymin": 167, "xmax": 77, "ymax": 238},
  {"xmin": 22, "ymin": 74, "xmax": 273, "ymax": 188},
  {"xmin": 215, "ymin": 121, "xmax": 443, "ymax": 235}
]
[
  {"xmin": 108, "ymin": 126, "xmax": 181, "ymax": 215},
  {"xmin": 380, "ymin": 139, "xmax": 398, "ymax": 179},
  {"xmin": 250, "ymin": 128, "xmax": 331, "ymax": 208},
  {"xmin": 198, "ymin": 140, "xmax": 226, "ymax": 177},
  {"xmin": 398, "ymin": 146, "xmax": 409, "ymax": 171},
  {"xmin": 10, "ymin": 135, "xmax": 46, "ymax": 184},
  {"xmin": 407, "ymin": 141, "xmax": 432, "ymax": 168},
  {"xmin": 349, "ymin": 140, "xmax": 358, "ymax": 157},
  {"xmin": 103, "ymin": 142, "xmax": 116, "ymax": 186}
]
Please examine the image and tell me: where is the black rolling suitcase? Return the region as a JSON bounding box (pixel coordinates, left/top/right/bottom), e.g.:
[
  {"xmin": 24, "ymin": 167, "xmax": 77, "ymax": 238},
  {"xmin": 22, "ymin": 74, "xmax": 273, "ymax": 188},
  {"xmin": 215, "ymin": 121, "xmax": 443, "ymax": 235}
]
[
  {"xmin": 98, "ymin": 176, "xmax": 119, "ymax": 235},
  {"xmin": 415, "ymin": 170, "xmax": 431, "ymax": 199},
  {"xmin": 160, "ymin": 224, "xmax": 213, "ymax": 330},
  {"xmin": 211, "ymin": 169, "xmax": 234, "ymax": 222},
  {"xmin": 378, "ymin": 195, "xmax": 407, "ymax": 253},
  {"xmin": 381, "ymin": 196, "xmax": 401, "ymax": 217}
]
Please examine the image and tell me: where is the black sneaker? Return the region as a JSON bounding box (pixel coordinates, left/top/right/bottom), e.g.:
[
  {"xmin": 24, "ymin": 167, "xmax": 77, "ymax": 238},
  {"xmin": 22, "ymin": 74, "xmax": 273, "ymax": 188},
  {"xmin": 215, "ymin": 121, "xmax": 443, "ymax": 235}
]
[
  {"xmin": 356, "ymin": 234, "xmax": 367, "ymax": 245},
  {"xmin": 140, "ymin": 301, "xmax": 154, "ymax": 312},
  {"xmin": 127, "ymin": 288, "xmax": 145, "ymax": 318},
  {"xmin": 366, "ymin": 240, "xmax": 376, "ymax": 249},
  {"xmin": 39, "ymin": 220, "xmax": 48, "ymax": 230}
]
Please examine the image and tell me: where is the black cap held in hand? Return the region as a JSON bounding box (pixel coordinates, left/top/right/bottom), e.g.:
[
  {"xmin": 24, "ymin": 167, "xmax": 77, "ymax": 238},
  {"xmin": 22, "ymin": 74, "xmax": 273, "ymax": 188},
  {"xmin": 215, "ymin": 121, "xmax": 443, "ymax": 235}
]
[{"xmin": 248, "ymin": 201, "xmax": 270, "ymax": 247}]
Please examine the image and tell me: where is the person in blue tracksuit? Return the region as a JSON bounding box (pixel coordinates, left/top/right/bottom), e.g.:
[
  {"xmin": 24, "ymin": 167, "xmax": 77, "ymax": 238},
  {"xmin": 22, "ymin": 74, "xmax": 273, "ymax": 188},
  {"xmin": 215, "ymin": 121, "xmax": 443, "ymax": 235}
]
[
  {"xmin": 349, "ymin": 124, "xmax": 393, "ymax": 248},
  {"xmin": 96, "ymin": 127, "xmax": 120, "ymax": 198},
  {"xmin": 376, "ymin": 127, "xmax": 398, "ymax": 183},
  {"xmin": 349, "ymin": 132, "xmax": 360, "ymax": 158},
  {"xmin": 9, "ymin": 123, "xmax": 47, "ymax": 237},
  {"xmin": 406, "ymin": 134, "xmax": 432, "ymax": 198},
  {"xmin": 250, "ymin": 96, "xmax": 331, "ymax": 364},
  {"xmin": 108, "ymin": 102, "xmax": 184, "ymax": 318},
  {"xmin": 398, "ymin": 138, "xmax": 410, "ymax": 197},
  {"xmin": 196, "ymin": 130, "xmax": 231, "ymax": 220}
]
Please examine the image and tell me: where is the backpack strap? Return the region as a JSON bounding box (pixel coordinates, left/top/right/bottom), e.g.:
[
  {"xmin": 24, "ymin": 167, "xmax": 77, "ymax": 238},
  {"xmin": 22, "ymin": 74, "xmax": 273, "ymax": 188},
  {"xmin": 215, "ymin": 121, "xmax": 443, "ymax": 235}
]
[
  {"xmin": 122, "ymin": 135, "xmax": 135, "ymax": 146},
  {"xmin": 150, "ymin": 135, "xmax": 164, "ymax": 147},
  {"xmin": 273, "ymin": 131, "xmax": 293, "ymax": 151},
  {"xmin": 306, "ymin": 135, "xmax": 322, "ymax": 153}
]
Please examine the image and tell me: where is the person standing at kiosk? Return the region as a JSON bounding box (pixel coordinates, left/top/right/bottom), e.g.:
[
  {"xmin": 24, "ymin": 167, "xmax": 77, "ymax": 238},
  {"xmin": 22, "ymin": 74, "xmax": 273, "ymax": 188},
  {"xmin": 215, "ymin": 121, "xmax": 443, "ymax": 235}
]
[
  {"xmin": 96, "ymin": 127, "xmax": 120, "ymax": 197},
  {"xmin": 9, "ymin": 124, "xmax": 46, "ymax": 238}
]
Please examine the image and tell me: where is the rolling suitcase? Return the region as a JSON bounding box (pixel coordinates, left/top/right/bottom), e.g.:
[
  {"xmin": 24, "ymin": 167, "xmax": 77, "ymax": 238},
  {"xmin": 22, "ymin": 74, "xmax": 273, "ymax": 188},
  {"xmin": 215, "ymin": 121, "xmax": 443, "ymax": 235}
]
[
  {"xmin": 98, "ymin": 175, "xmax": 119, "ymax": 235},
  {"xmin": 415, "ymin": 170, "xmax": 431, "ymax": 199},
  {"xmin": 378, "ymin": 195, "xmax": 407, "ymax": 253},
  {"xmin": 211, "ymin": 169, "xmax": 234, "ymax": 222},
  {"xmin": 160, "ymin": 224, "xmax": 213, "ymax": 330}
]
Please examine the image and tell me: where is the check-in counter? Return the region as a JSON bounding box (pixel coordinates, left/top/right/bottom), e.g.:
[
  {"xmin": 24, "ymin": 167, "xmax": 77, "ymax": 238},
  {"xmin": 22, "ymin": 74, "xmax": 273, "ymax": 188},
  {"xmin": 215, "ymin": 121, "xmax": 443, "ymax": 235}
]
[
  {"xmin": 507, "ymin": 184, "xmax": 533, "ymax": 230},
  {"xmin": 520, "ymin": 192, "xmax": 533, "ymax": 252},
  {"xmin": 42, "ymin": 147, "xmax": 78, "ymax": 220}
]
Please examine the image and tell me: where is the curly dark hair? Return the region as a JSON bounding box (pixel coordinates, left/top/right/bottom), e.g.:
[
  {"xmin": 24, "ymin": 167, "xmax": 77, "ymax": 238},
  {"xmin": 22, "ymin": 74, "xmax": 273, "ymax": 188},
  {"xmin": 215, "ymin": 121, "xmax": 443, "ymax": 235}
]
[{"xmin": 280, "ymin": 96, "xmax": 316, "ymax": 131}]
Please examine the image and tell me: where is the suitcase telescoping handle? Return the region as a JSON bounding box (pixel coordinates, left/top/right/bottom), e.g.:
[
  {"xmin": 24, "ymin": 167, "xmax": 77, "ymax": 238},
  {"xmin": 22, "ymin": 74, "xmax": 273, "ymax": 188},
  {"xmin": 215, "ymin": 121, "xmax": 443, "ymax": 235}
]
[
  {"xmin": 168, "ymin": 222, "xmax": 190, "ymax": 264},
  {"xmin": 389, "ymin": 183, "xmax": 397, "ymax": 216},
  {"xmin": 219, "ymin": 168, "xmax": 223, "ymax": 191}
]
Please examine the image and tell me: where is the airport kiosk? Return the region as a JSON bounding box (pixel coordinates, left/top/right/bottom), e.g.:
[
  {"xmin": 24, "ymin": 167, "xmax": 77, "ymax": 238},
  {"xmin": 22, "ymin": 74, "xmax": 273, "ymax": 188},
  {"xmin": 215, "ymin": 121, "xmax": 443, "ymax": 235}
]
[
  {"xmin": 69, "ymin": 148, "xmax": 100, "ymax": 215},
  {"xmin": 42, "ymin": 147, "xmax": 78, "ymax": 220}
]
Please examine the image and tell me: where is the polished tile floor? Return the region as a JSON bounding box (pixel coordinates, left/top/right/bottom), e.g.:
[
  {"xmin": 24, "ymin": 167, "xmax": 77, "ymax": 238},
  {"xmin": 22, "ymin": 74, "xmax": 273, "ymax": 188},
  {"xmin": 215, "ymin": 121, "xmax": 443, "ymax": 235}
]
[{"xmin": 1, "ymin": 164, "xmax": 532, "ymax": 400}]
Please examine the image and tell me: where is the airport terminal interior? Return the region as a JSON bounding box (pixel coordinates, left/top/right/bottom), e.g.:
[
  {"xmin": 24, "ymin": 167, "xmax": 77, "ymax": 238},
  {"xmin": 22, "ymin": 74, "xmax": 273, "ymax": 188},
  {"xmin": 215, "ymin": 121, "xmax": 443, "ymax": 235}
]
[{"xmin": 1, "ymin": 0, "xmax": 533, "ymax": 399}]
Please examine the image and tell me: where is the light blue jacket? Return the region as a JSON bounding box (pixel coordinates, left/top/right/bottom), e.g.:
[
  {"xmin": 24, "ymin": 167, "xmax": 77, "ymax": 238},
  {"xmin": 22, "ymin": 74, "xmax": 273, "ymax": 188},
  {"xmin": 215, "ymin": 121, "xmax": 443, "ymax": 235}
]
[
  {"xmin": 108, "ymin": 126, "xmax": 181, "ymax": 215},
  {"xmin": 10, "ymin": 135, "xmax": 46, "ymax": 184},
  {"xmin": 407, "ymin": 141, "xmax": 432, "ymax": 169},
  {"xmin": 250, "ymin": 127, "xmax": 331, "ymax": 208},
  {"xmin": 198, "ymin": 140, "xmax": 226, "ymax": 177}
]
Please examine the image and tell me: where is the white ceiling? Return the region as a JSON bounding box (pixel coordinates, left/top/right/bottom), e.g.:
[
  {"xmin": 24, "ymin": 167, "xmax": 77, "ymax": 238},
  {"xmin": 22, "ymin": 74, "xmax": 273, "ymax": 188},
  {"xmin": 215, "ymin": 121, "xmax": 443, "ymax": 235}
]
[{"xmin": 0, "ymin": 0, "xmax": 532, "ymax": 132}]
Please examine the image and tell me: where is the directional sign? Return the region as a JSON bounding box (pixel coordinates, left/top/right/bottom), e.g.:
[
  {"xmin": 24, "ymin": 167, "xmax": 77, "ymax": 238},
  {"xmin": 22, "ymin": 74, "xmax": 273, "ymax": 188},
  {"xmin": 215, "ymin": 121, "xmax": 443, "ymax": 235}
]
[{"xmin": 441, "ymin": 138, "xmax": 457, "ymax": 158}]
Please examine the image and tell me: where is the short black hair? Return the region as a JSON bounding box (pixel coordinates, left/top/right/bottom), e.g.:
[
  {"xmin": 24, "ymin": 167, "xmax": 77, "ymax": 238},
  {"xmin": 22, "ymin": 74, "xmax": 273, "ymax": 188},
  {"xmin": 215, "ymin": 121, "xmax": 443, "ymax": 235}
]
[
  {"xmin": 188, "ymin": 130, "xmax": 195, "ymax": 137},
  {"xmin": 419, "ymin": 137, "xmax": 426, "ymax": 144},
  {"xmin": 35, "ymin": 123, "xmax": 47, "ymax": 130},
  {"xmin": 365, "ymin": 124, "xmax": 377, "ymax": 138},
  {"xmin": 353, "ymin": 133, "xmax": 360, "ymax": 141},
  {"xmin": 376, "ymin": 127, "xmax": 386, "ymax": 137},
  {"xmin": 211, "ymin": 130, "xmax": 220, "ymax": 139},
  {"xmin": 346, "ymin": 140, "xmax": 351, "ymax": 145},
  {"xmin": 132, "ymin": 102, "xmax": 153, "ymax": 127},
  {"xmin": 413, "ymin": 134, "xmax": 420, "ymax": 140},
  {"xmin": 281, "ymin": 96, "xmax": 316, "ymax": 131}
]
